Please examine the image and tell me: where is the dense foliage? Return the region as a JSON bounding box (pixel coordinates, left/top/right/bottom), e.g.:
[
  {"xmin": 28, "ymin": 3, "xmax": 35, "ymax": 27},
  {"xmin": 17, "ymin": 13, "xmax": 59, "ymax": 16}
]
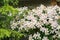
[
  {"xmin": 0, "ymin": 28, "xmax": 24, "ymax": 40},
  {"xmin": 0, "ymin": 0, "xmax": 24, "ymax": 40},
  {"xmin": 0, "ymin": 5, "xmax": 18, "ymax": 28},
  {"xmin": 0, "ymin": 0, "xmax": 60, "ymax": 40}
]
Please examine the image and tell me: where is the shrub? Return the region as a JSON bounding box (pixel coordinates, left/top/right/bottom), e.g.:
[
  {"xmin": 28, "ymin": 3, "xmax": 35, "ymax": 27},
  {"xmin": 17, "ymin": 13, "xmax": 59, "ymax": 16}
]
[{"xmin": 10, "ymin": 5, "xmax": 60, "ymax": 40}]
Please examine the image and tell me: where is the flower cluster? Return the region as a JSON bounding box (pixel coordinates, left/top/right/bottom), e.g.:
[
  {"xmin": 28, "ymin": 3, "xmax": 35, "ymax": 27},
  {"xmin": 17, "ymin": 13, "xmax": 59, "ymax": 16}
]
[{"xmin": 10, "ymin": 5, "xmax": 60, "ymax": 40}]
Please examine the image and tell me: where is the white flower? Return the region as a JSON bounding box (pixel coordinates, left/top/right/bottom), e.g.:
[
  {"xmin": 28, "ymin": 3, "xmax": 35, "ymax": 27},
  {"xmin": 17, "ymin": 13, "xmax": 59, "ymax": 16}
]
[
  {"xmin": 45, "ymin": 28, "xmax": 49, "ymax": 35},
  {"xmin": 33, "ymin": 32, "xmax": 41, "ymax": 39},
  {"xmin": 29, "ymin": 35, "xmax": 33, "ymax": 40},
  {"xmin": 40, "ymin": 27, "xmax": 46, "ymax": 32},
  {"xmin": 57, "ymin": 25, "xmax": 60, "ymax": 29},
  {"xmin": 35, "ymin": 22, "xmax": 42, "ymax": 28},
  {"xmin": 55, "ymin": 16, "xmax": 59, "ymax": 19},
  {"xmin": 51, "ymin": 21, "xmax": 58, "ymax": 29},
  {"xmin": 53, "ymin": 35, "xmax": 57, "ymax": 38},
  {"xmin": 40, "ymin": 27, "xmax": 49, "ymax": 35},
  {"xmin": 33, "ymin": 33, "xmax": 37, "ymax": 39},
  {"xmin": 38, "ymin": 4, "xmax": 46, "ymax": 10},
  {"xmin": 42, "ymin": 37, "xmax": 49, "ymax": 40},
  {"xmin": 11, "ymin": 21, "xmax": 18, "ymax": 30}
]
